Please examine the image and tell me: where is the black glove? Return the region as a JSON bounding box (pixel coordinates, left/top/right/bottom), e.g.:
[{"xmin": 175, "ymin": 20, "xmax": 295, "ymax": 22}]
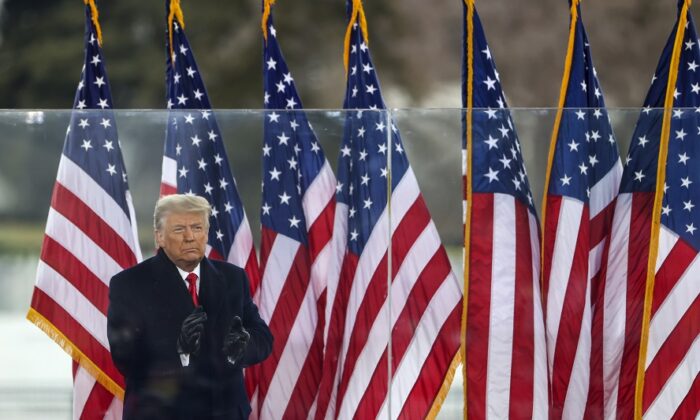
[
  {"xmin": 177, "ymin": 306, "xmax": 207, "ymax": 355},
  {"xmin": 223, "ymin": 316, "xmax": 250, "ymax": 365}
]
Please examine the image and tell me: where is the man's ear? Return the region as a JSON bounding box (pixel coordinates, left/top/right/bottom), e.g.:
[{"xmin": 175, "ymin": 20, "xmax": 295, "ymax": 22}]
[{"xmin": 154, "ymin": 229, "xmax": 164, "ymax": 248}]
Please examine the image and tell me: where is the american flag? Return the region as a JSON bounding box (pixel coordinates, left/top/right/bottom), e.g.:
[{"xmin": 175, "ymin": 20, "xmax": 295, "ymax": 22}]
[
  {"xmin": 159, "ymin": 1, "xmax": 260, "ymax": 292},
  {"xmin": 251, "ymin": 5, "xmax": 342, "ymax": 418},
  {"xmin": 461, "ymin": 1, "xmax": 548, "ymax": 418},
  {"xmin": 27, "ymin": 3, "xmax": 141, "ymax": 419},
  {"xmin": 541, "ymin": 2, "xmax": 622, "ymax": 419},
  {"xmin": 602, "ymin": 1, "xmax": 700, "ymax": 418},
  {"xmin": 315, "ymin": 2, "xmax": 462, "ymax": 418}
]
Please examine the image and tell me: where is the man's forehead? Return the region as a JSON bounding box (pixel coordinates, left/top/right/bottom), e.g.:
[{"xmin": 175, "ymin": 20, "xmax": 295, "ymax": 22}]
[{"xmin": 166, "ymin": 212, "xmax": 207, "ymax": 224}]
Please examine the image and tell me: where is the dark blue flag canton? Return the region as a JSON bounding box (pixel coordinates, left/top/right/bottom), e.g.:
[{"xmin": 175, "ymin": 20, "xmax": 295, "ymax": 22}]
[
  {"xmin": 622, "ymin": 9, "xmax": 700, "ymax": 251},
  {"xmin": 164, "ymin": 15, "xmax": 246, "ymax": 257},
  {"xmin": 336, "ymin": 21, "xmax": 410, "ymax": 255},
  {"xmin": 464, "ymin": 8, "xmax": 535, "ymax": 212},
  {"xmin": 63, "ymin": 7, "xmax": 131, "ymax": 218},
  {"xmin": 261, "ymin": 14, "xmax": 329, "ymax": 244},
  {"xmin": 548, "ymin": 5, "xmax": 620, "ymax": 203}
]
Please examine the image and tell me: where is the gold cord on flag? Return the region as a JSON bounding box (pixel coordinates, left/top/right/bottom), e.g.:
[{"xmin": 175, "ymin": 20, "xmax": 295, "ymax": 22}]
[
  {"xmin": 540, "ymin": 0, "xmax": 579, "ymax": 297},
  {"xmin": 461, "ymin": 1, "xmax": 474, "ymax": 419},
  {"xmin": 343, "ymin": 0, "xmax": 369, "ymax": 74},
  {"xmin": 168, "ymin": 0, "xmax": 186, "ymax": 66},
  {"xmin": 83, "ymin": 0, "xmax": 103, "ymax": 46},
  {"xmin": 261, "ymin": 0, "xmax": 277, "ymax": 41},
  {"xmin": 635, "ymin": 1, "xmax": 692, "ymax": 418}
]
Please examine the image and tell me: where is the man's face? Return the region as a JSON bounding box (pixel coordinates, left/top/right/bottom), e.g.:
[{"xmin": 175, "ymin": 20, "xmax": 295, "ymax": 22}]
[{"xmin": 155, "ymin": 211, "xmax": 208, "ymax": 272}]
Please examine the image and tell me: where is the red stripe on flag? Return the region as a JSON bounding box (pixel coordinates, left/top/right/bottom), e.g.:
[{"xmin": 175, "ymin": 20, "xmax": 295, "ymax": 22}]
[
  {"xmin": 670, "ymin": 372, "xmax": 699, "ymax": 420},
  {"xmin": 589, "ymin": 199, "xmax": 616, "ymax": 249},
  {"xmin": 30, "ymin": 288, "xmax": 124, "ymax": 388},
  {"xmin": 336, "ymin": 199, "xmax": 431, "ymax": 407},
  {"xmin": 315, "ymin": 252, "xmax": 359, "ymax": 420},
  {"xmin": 616, "ymin": 192, "xmax": 654, "ymax": 420},
  {"xmin": 256, "ymin": 243, "xmax": 311, "ymax": 409},
  {"xmin": 245, "ymin": 248, "xmax": 261, "ymax": 296},
  {"xmin": 353, "ymin": 249, "xmax": 453, "ymax": 418},
  {"xmin": 307, "ymin": 199, "xmax": 335, "ymax": 261},
  {"xmin": 509, "ymin": 199, "xmax": 536, "ymax": 420},
  {"xmin": 466, "ymin": 192, "xmax": 495, "ymax": 420},
  {"xmin": 40, "ymin": 236, "xmax": 110, "ymax": 314},
  {"xmin": 208, "ymin": 247, "xmax": 224, "ymax": 261},
  {"xmin": 259, "ymin": 227, "xmax": 276, "ymax": 272},
  {"xmin": 651, "ymin": 240, "xmax": 695, "ymax": 316},
  {"xmin": 79, "ymin": 381, "xmax": 115, "ymax": 420},
  {"xmin": 642, "ymin": 294, "xmax": 700, "ymax": 413},
  {"xmin": 398, "ymin": 305, "xmax": 462, "ymax": 419},
  {"xmin": 335, "ymin": 254, "xmax": 387, "ymax": 408},
  {"xmin": 550, "ymin": 205, "xmax": 590, "ymax": 419},
  {"xmin": 160, "ymin": 182, "xmax": 177, "ymax": 197},
  {"xmin": 391, "ymin": 197, "xmax": 431, "ymax": 276},
  {"xmin": 51, "ymin": 183, "xmax": 137, "ymax": 269},
  {"xmin": 585, "ymin": 203, "xmax": 619, "ymax": 420},
  {"xmin": 391, "ymin": 251, "xmax": 453, "ymax": 373},
  {"xmin": 282, "ymin": 295, "xmax": 326, "ymax": 419},
  {"xmin": 543, "ymin": 195, "xmax": 563, "ymax": 302}
]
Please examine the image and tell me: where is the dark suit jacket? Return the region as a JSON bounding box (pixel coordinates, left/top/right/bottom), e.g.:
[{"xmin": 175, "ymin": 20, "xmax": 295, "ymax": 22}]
[{"xmin": 107, "ymin": 249, "xmax": 272, "ymax": 420}]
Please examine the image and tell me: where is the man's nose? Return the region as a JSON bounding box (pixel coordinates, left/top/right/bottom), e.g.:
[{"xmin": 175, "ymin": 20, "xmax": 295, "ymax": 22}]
[{"xmin": 183, "ymin": 228, "xmax": 195, "ymax": 240}]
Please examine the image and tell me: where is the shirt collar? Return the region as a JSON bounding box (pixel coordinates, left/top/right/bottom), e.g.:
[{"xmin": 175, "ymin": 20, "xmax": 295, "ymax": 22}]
[{"xmin": 176, "ymin": 263, "xmax": 201, "ymax": 281}]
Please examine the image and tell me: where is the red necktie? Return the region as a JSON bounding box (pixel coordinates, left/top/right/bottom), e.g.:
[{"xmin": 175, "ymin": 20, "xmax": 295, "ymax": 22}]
[{"xmin": 186, "ymin": 272, "xmax": 199, "ymax": 306}]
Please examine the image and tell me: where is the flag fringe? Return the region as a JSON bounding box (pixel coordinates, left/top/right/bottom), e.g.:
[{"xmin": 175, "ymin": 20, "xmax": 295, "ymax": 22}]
[
  {"xmin": 26, "ymin": 307, "xmax": 125, "ymax": 400},
  {"xmin": 426, "ymin": 352, "xmax": 461, "ymax": 420},
  {"xmin": 343, "ymin": 0, "xmax": 369, "ymax": 74},
  {"xmin": 83, "ymin": 0, "xmax": 103, "ymax": 47},
  {"xmin": 635, "ymin": 1, "xmax": 691, "ymax": 418}
]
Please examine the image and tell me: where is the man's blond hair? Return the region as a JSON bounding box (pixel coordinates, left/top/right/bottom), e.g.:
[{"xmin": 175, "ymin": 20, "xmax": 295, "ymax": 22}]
[{"xmin": 154, "ymin": 194, "xmax": 211, "ymax": 231}]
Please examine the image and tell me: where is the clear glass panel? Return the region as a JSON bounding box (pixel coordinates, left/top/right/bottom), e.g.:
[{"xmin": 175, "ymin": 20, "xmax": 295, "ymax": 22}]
[{"xmin": 0, "ymin": 108, "xmax": 648, "ymax": 418}]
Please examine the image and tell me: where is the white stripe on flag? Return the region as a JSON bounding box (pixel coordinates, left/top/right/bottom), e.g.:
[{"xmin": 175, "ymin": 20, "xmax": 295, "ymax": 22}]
[
  {"xmin": 589, "ymin": 161, "xmax": 622, "ymax": 219},
  {"xmin": 377, "ymin": 272, "xmax": 461, "ymax": 419},
  {"xmin": 646, "ymin": 252, "xmax": 700, "ymax": 367},
  {"xmin": 546, "ymin": 197, "xmax": 584, "ymax": 376},
  {"xmin": 655, "ymin": 225, "xmax": 679, "ymax": 273},
  {"xmin": 35, "ymin": 261, "xmax": 110, "ymax": 350},
  {"xmin": 104, "ymin": 395, "xmax": 123, "ymax": 420},
  {"xmin": 487, "ymin": 193, "xmax": 516, "ymax": 419},
  {"xmin": 160, "ymin": 155, "xmax": 177, "ymax": 188},
  {"xmin": 337, "ymin": 217, "xmax": 439, "ymax": 419},
  {"xmin": 44, "ymin": 208, "xmax": 122, "ymax": 285},
  {"xmin": 323, "ymin": 202, "xmax": 348, "ymax": 345},
  {"xmin": 643, "ymin": 336, "xmax": 700, "ymax": 419},
  {"xmin": 229, "ymin": 213, "xmax": 254, "ymax": 268},
  {"xmin": 340, "ymin": 170, "xmax": 420, "ymax": 366},
  {"xmin": 259, "ymin": 234, "xmax": 300, "ymax": 323},
  {"xmin": 260, "ymin": 281, "xmax": 319, "ymax": 419},
  {"xmin": 73, "ymin": 365, "xmax": 96, "ymax": 419},
  {"xmin": 561, "ymin": 269, "xmax": 592, "ymax": 420},
  {"xmin": 602, "ymin": 193, "xmax": 633, "ymax": 420},
  {"xmin": 303, "ymin": 160, "xmax": 336, "ymax": 229},
  {"xmin": 530, "ymin": 212, "xmax": 548, "ymax": 420},
  {"xmin": 56, "ymin": 156, "xmax": 135, "ymax": 245}
]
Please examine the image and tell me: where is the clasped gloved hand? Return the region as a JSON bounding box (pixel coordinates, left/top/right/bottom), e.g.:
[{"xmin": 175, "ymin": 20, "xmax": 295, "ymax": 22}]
[
  {"xmin": 177, "ymin": 306, "xmax": 207, "ymax": 355},
  {"xmin": 223, "ymin": 316, "xmax": 250, "ymax": 365}
]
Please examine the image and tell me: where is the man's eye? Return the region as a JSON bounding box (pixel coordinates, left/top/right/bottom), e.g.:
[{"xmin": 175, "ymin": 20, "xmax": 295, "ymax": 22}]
[{"xmin": 173, "ymin": 228, "xmax": 184, "ymax": 233}]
